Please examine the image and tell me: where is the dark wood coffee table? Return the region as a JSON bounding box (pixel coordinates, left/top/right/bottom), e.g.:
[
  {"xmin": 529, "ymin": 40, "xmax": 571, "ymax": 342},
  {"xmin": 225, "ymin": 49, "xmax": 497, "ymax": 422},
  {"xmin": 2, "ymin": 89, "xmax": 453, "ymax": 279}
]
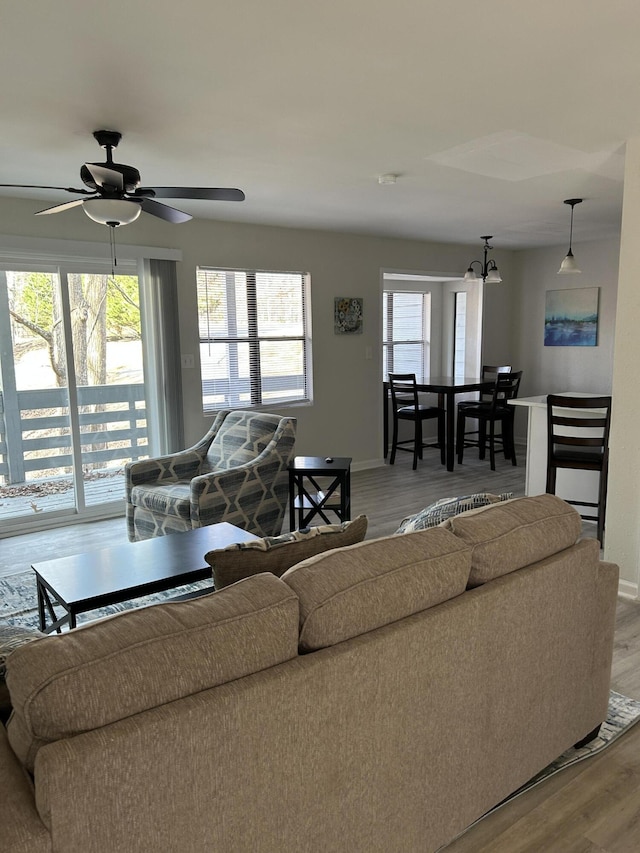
[{"xmin": 32, "ymin": 522, "xmax": 259, "ymax": 634}]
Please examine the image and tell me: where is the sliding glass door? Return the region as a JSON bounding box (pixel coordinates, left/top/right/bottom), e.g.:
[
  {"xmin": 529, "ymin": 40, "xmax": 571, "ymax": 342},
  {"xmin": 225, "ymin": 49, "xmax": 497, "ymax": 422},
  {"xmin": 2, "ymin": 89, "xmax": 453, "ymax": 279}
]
[{"xmin": 0, "ymin": 264, "xmax": 149, "ymax": 526}]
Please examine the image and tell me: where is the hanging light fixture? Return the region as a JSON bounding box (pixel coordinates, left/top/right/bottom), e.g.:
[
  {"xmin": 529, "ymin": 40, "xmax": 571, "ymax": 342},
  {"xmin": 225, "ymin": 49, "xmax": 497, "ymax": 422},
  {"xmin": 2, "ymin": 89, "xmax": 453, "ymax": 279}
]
[
  {"xmin": 558, "ymin": 198, "xmax": 583, "ymax": 274},
  {"xmin": 463, "ymin": 236, "xmax": 502, "ymax": 284}
]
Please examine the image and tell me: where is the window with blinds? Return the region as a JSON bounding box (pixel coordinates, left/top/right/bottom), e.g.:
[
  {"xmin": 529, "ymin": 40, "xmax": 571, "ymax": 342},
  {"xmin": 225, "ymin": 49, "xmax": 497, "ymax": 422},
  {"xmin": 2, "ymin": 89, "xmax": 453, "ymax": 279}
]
[
  {"xmin": 196, "ymin": 267, "xmax": 311, "ymax": 412},
  {"xmin": 382, "ymin": 290, "xmax": 430, "ymax": 381}
]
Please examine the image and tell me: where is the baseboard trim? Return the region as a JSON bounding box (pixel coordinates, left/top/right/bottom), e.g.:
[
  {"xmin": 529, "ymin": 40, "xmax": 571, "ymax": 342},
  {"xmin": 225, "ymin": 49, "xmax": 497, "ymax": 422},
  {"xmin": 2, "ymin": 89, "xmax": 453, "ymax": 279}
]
[
  {"xmin": 618, "ymin": 579, "xmax": 639, "ymax": 600},
  {"xmin": 351, "ymin": 458, "xmax": 386, "ymax": 472}
]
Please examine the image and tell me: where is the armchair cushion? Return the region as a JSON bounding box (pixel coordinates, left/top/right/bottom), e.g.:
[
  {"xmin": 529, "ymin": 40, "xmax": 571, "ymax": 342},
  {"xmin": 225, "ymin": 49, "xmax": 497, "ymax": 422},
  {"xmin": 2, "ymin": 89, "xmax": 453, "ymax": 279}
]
[
  {"xmin": 129, "ymin": 480, "xmax": 192, "ymax": 518},
  {"xmin": 205, "ymin": 515, "xmax": 369, "ymax": 589}
]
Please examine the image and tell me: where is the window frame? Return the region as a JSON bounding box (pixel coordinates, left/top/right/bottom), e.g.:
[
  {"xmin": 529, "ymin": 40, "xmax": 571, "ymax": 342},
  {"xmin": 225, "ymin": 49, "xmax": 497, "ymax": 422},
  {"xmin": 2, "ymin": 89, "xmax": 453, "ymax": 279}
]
[{"xmin": 196, "ymin": 266, "xmax": 312, "ymax": 413}]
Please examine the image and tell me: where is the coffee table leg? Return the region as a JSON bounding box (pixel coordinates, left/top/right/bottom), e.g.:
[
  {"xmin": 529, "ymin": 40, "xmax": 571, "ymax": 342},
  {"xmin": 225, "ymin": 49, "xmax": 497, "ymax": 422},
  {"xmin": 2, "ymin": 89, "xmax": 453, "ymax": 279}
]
[{"xmin": 36, "ymin": 577, "xmax": 46, "ymax": 631}]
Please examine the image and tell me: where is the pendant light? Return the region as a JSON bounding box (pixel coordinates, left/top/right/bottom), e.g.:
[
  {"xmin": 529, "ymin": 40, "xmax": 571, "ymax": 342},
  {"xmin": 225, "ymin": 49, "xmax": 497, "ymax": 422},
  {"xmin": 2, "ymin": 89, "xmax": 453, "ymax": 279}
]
[
  {"xmin": 463, "ymin": 236, "xmax": 502, "ymax": 283},
  {"xmin": 558, "ymin": 198, "xmax": 582, "ymax": 274}
]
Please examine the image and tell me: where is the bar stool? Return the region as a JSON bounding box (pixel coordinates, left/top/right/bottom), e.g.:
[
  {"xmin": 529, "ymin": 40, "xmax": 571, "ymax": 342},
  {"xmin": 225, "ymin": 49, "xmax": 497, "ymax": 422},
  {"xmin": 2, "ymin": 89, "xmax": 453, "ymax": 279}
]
[
  {"xmin": 388, "ymin": 373, "xmax": 445, "ymax": 470},
  {"xmin": 546, "ymin": 395, "xmax": 612, "ymax": 544},
  {"xmin": 457, "ymin": 364, "xmax": 512, "ymax": 415},
  {"xmin": 456, "ymin": 371, "xmax": 522, "ymax": 470}
]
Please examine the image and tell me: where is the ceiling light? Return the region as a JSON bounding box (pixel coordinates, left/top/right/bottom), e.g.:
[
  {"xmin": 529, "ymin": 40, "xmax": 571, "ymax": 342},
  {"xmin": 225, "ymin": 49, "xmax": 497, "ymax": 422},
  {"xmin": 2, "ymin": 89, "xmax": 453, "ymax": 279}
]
[
  {"xmin": 463, "ymin": 236, "xmax": 502, "ymax": 284},
  {"xmin": 83, "ymin": 198, "xmax": 142, "ymax": 227},
  {"xmin": 378, "ymin": 173, "xmax": 398, "ymax": 185},
  {"xmin": 558, "ymin": 198, "xmax": 582, "ymax": 274}
]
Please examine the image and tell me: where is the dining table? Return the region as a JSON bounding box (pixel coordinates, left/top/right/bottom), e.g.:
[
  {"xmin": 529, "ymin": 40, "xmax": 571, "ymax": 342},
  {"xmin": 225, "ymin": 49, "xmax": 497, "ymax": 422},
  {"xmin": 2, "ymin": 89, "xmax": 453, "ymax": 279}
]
[{"xmin": 383, "ymin": 375, "xmax": 494, "ymax": 472}]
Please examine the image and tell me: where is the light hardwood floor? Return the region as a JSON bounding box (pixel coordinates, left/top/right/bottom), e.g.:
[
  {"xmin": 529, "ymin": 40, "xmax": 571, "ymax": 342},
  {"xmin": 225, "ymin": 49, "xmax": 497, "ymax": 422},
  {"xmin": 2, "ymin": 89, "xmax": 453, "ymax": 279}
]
[{"xmin": 1, "ymin": 452, "xmax": 639, "ymax": 852}]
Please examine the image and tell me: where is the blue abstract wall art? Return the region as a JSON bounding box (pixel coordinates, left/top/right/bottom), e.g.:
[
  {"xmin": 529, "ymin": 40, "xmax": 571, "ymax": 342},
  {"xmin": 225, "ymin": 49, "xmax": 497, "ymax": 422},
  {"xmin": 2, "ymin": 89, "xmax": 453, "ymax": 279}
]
[{"xmin": 544, "ymin": 287, "xmax": 599, "ymax": 347}]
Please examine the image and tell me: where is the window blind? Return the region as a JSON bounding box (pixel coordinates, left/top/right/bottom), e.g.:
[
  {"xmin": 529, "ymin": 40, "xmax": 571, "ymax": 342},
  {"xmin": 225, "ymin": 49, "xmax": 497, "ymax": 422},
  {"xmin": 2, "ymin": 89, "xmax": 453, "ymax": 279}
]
[
  {"xmin": 197, "ymin": 267, "xmax": 311, "ymax": 412},
  {"xmin": 382, "ymin": 290, "xmax": 428, "ymax": 380}
]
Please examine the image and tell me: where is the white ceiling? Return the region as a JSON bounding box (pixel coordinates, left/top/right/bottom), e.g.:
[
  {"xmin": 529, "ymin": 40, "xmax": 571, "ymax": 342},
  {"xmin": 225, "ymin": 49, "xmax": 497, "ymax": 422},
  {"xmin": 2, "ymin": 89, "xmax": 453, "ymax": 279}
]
[{"xmin": 0, "ymin": 0, "xmax": 637, "ymax": 249}]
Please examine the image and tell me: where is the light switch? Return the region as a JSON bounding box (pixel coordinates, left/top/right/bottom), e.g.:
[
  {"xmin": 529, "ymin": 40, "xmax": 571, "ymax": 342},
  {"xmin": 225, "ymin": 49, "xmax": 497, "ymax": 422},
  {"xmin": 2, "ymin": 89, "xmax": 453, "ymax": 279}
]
[{"xmin": 181, "ymin": 354, "xmax": 195, "ymax": 369}]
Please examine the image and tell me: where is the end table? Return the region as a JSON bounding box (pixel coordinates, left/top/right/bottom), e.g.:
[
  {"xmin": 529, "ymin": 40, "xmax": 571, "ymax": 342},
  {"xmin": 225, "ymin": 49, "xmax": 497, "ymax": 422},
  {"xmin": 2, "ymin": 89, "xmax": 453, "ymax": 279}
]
[{"xmin": 288, "ymin": 456, "xmax": 352, "ymax": 530}]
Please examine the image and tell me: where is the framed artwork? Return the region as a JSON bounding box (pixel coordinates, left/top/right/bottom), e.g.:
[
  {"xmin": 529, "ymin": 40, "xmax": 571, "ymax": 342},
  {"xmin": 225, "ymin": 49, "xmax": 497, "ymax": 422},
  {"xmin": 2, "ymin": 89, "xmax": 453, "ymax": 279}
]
[
  {"xmin": 544, "ymin": 287, "xmax": 599, "ymax": 347},
  {"xmin": 334, "ymin": 297, "xmax": 363, "ymax": 334}
]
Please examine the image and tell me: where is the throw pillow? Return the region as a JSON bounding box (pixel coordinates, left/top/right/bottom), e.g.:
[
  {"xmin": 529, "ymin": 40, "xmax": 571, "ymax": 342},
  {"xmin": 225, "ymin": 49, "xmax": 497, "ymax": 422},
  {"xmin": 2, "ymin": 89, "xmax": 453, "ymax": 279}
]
[
  {"xmin": 205, "ymin": 515, "xmax": 368, "ymax": 589},
  {"xmin": 394, "ymin": 493, "xmax": 513, "ymax": 535}
]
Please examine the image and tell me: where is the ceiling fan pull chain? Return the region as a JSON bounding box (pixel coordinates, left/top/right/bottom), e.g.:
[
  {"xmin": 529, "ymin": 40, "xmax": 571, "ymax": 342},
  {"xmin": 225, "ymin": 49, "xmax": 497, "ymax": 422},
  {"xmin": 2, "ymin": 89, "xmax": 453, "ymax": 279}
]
[{"xmin": 108, "ymin": 224, "xmax": 118, "ymax": 276}]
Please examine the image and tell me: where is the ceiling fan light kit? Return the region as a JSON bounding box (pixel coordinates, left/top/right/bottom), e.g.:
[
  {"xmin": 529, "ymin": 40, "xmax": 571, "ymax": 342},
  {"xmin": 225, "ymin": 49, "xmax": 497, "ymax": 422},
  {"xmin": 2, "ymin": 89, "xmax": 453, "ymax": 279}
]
[
  {"xmin": 83, "ymin": 198, "xmax": 142, "ymax": 227},
  {"xmin": 0, "ymin": 129, "xmax": 245, "ymax": 229},
  {"xmin": 464, "ymin": 235, "xmax": 502, "ymax": 284},
  {"xmin": 558, "ymin": 198, "xmax": 582, "ymax": 274}
]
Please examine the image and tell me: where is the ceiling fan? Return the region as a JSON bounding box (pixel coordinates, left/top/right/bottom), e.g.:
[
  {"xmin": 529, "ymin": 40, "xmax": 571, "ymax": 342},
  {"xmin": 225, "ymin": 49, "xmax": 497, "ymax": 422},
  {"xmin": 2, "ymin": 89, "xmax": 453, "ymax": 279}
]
[{"xmin": 0, "ymin": 129, "xmax": 245, "ymax": 227}]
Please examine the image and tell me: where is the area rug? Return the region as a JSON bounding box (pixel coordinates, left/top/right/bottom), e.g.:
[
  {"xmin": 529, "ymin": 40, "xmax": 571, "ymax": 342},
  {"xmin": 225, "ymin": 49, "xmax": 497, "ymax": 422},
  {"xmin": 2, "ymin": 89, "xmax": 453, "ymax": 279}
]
[{"xmin": 0, "ymin": 569, "xmax": 211, "ymax": 630}]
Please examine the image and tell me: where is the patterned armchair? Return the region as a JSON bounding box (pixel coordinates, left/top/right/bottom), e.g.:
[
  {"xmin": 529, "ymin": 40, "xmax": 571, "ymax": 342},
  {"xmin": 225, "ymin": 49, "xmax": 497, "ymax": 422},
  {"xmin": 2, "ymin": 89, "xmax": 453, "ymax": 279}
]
[{"xmin": 125, "ymin": 411, "xmax": 296, "ymax": 542}]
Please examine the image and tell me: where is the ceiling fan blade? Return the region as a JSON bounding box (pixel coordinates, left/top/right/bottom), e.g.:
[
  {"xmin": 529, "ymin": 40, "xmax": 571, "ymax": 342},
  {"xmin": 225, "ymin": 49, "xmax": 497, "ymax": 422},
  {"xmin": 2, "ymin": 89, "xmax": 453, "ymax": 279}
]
[
  {"xmin": 0, "ymin": 183, "xmax": 93, "ymax": 195},
  {"xmin": 85, "ymin": 163, "xmax": 124, "ymax": 192},
  {"xmin": 139, "ymin": 187, "xmax": 245, "ymax": 202},
  {"xmin": 34, "ymin": 198, "xmax": 91, "ymax": 216},
  {"xmin": 140, "ymin": 197, "xmax": 192, "ymax": 224}
]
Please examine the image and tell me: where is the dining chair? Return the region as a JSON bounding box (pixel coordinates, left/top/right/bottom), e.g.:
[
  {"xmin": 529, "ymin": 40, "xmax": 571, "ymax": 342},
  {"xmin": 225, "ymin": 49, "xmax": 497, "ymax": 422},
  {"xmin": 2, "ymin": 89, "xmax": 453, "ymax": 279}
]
[
  {"xmin": 546, "ymin": 395, "xmax": 612, "ymax": 544},
  {"xmin": 457, "ymin": 364, "xmax": 512, "ymax": 414},
  {"xmin": 456, "ymin": 371, "xmax": 522, "ymax": 470},
  {"xmin": 387, "ymin": 373, "xmax": 445, "ymax": 470}
]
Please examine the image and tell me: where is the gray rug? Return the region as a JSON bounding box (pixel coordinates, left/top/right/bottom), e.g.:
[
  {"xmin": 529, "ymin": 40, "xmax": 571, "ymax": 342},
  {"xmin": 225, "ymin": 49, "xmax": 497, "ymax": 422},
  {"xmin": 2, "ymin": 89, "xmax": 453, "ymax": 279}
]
[{"xmin": 0, "ymin": 569, "xmax": 211, "ymax": 630}]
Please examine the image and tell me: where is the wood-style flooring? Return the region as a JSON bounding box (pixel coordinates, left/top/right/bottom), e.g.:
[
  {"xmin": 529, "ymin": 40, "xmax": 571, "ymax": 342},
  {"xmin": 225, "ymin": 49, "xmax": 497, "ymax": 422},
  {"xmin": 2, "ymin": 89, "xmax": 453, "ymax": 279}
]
[{"xmin": 1, "ymin": 451, "xmax": 639, "ymax": 852}]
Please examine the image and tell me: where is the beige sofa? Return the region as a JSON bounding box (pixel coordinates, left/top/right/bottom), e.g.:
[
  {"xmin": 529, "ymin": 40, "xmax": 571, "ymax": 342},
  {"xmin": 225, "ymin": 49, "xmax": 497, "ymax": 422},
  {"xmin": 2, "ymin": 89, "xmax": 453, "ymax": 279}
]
[{"xmin": 0, "ymin": 495, "xmax": 618, "ymax": 853}]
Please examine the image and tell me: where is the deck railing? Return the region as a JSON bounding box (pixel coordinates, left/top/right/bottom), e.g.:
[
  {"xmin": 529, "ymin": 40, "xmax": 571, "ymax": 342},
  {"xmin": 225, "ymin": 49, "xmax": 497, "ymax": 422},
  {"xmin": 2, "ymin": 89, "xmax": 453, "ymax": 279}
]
[{"xmin": 0, "ymin": 383, "xmax": 148, "ymax": 485}]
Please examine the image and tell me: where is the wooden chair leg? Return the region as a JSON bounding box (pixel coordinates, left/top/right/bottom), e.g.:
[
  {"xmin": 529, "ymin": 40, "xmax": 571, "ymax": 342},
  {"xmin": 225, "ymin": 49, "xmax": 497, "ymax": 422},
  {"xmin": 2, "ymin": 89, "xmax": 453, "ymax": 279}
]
[
  {"xmin": 457, "ymin": 411, "xmax": 465, "ymax": 463},
  {"xmin": 478, "ymin": 421, "xmax": 487, "ymax": 460},
  {"xmin": 390, "ymin": 417, "xmax": 399, "ymax": 465},
  {"xmin": 438, "ymin": 414, "xmax": 445, "ymax": 465},
  {"xmin": 413, "ymin": 419, "xmax": 421, "ymax": 470},
  {"xmin": 489, "ymin": 420, "xmax": 496, "ymax": 471}
]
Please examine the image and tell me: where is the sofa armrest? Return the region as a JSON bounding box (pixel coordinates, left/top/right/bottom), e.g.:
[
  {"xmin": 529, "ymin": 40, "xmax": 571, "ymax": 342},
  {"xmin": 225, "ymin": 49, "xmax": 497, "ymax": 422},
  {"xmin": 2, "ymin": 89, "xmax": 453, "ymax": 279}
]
[{"xmin": 0, "ymin": 727, "xmax": 51, "ymax": 853}]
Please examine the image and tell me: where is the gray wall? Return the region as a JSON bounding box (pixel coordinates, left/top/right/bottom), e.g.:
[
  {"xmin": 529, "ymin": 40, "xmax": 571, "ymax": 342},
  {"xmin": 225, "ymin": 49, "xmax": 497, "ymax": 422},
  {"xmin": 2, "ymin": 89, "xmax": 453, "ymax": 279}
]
[
  {"xmin": 509, "ymin": 236, "xmax": 620, "ymax": 442},
  {"xmin": 0, "ymin": 197, "xmax": 516, "ymax": 467}
]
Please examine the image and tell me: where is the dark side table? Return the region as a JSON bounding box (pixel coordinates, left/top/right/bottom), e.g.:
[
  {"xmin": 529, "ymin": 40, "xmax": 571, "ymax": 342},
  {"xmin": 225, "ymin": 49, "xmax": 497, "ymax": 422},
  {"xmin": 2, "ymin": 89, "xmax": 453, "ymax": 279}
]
[{"xmin": 288, "ymin": 456, "xmax": 352, "ymax": 530}]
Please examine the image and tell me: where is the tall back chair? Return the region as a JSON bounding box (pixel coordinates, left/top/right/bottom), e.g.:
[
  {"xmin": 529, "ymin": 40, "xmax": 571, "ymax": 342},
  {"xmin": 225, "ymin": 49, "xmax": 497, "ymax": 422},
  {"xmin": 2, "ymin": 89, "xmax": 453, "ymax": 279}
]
[
  {"xmin": 546, "ymin": 395, "xmax": 612, "ymax": 544},
  {"xmin": 458, "ymin": 364, "xmax": 512, "ymax": 412},
  {"xmin": 456, "ymin": 371, "xmax": 522, "ymax": 470},
  {"xmin": 388, "ymin": 373, "xmax": 445, "ymax": 470}
]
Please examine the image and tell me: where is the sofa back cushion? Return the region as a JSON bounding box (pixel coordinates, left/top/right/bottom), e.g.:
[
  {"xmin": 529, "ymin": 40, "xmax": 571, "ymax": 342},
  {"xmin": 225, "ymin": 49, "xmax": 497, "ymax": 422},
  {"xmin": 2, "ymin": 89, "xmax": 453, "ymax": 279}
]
[
  {"xmin": 203, "ymin": 411, "xmax": 284, "ymax": 471},
  {"xmin": 6, "ymin": 573, "xmax": 299, "ymax": 772},
  {"xmin": 205, "ymin": 515, "xmax": 368, "ymax": 588},
  {"xmin": 440, "ymin": 493, "xmax": 581, "ymax": 587},
  {"xmin": 281, "ymin": 527, "xmax": 471, "ymax": 651}
]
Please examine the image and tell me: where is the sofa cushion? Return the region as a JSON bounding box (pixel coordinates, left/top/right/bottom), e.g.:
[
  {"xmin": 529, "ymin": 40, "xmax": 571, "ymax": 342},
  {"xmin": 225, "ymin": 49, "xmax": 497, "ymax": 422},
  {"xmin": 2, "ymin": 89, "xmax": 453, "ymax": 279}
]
[
  {"xmin": 205, "ymin": 515, "xmax": 368, "ymax": 588},
  {"xmin": 281, "ymin": 527, "xmax": 471, "ymax": 651},
  {"xmin": 440, "ymin": 493, "xmax": 582, "ymax": 587},
  {"xmin": 394, "ymin": 492, "xmax": 513, "ymax": 534},
  {"xmin": 6, "ymin": 573, "xmax": 299, "ymax": 772}
]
